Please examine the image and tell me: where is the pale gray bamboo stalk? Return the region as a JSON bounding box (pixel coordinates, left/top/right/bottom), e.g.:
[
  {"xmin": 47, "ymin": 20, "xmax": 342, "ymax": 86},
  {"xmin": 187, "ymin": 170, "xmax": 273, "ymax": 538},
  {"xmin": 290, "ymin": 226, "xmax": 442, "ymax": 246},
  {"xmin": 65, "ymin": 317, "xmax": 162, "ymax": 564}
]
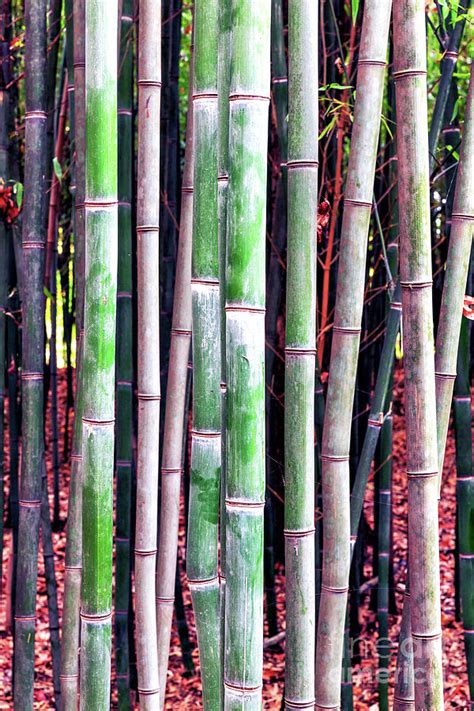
[
  {"xmin": 135, "ymin": 1, "xmax": 161, "ymax": 706},
  {"xmin": 435, "ymin": 65, "xmax": 473, "ymax": 479},
  {"xmin": 155, "ymin": 65, "xmax": 193, "ymax": 708},
  {"xmin": 315, "ymin": 2, "xmax": 392, "ymax": 707},
  {"xmin": 393, "ymin": 1, "xmax": 444, "ymax": 707}
]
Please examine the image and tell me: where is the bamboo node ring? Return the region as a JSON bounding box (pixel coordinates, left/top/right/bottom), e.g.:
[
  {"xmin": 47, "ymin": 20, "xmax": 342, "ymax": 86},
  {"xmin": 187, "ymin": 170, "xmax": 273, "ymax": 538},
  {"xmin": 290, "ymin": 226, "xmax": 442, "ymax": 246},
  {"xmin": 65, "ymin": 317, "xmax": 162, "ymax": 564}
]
[
  {"xmin": 14, "ymin": 615, "xmax": 36, "ymax": 621},
  {"xmin": 161, "ymin": 467, "xmax": 182, "ymax": 475},
  {"xmin": 135, "ymin": 548, "xmax": 157, "ymax": 556},
  {"xmin": 390, "ymin": 301, "xmax": 402, "ymax": 311},
  {"xmin": 19, "ymin": 499, "xmax": 41, "ymax": 508},
  {"xmin": 171, "ymin": 327, "xmax": 192, "ymax": 337},
  {"xmin": 284, "ymin": 527, "xmax": 315, "ymax": 538},
  {"xmin": 444, "ymin": 51, "xmax": 458, "ymax": 61},
  {"xmin": 321, "ymin": 454, "xmax": 350, "ymax": 462},
  {"xmin": 229, "ymin": 92, "xmax": 270, "ymax": 103},
  {"xmin": 224, "ymin": 680, "xmax": 262, "ymax": 694},
  {"xmin": 191, "ymin": 429, "xmax": 221, "ymax": 438},
  {"xmin": 137, "ymin": 79, "xmax": 162, "ymax": 88},
  {"xmin": 284, "ymin": 699, "xmax": 315, "ymax": 710},
  {"xmin": 320, "ymin": 584, "xmax": 349, "ymax": 594},
  {"xmin": 136, "ymin": 224, "xmax": 159, "ymax": 232},
  {"xmin": 137, "ymin": 393, "xmax": 161, "ymax": 401},
  {"xmin": 188, "ymin": 575, "xmax": 219, "ymax": 587},
  {"xmin": 332, "ymin": 325, "xmax": 361, "ymax": 334},
  {"xmin": 400, "ymin": 280, "xmax": 432, "ymax": 289},
  {"xmin": 22, "ymin": 242, "xmax": 45, "ymax": 249},
  {"xmin": 80, "ymin": 611, "xmax": 112, "ymax": 623},
  {"xmin": 155, "ymin": 595, "xmax": 174, "ymax": 604},
  {"xmin": 344, "ymin": 197, "xmax": 372, "ymax": 209},
  {"xmin": 225, "ymin": 304, "xmax": 266, "ymax": 314},
  {"xmin": 411, "ymin": 631, "xmax": 442, "ymax": 641},
  {"xmin": 82, "ymin": 417, "xmax": 115, "ymax": 426},
  {"xmin": 225, "ymin": 499, "xmax": 265, "ymax": 510},
  {"xmin": 451, "ymin": 212, "xmax": 474, "ymax": 223},
  {"xmin": 357, "ymin": 59, "xmax": 386, "ymax": 67},
  {"xmin": 181, "ymin": 185, "xmax": 193, "ymax": 193},
  {"xmin": 138, "ymin": 688, "xmax": 160, "ymax": 696},
  {"xmin": 392, "ymin": 68, "xmax": 427, "ymax": 81},
  {"xmin": 285, "ymin": 347, "xmax": 317, "ymax": 356},
  {"xmin": 287, "ymin": 159, "xmax": 319, "ymax": 170},
  {"xmin": 70, "ymin": 453, "xmax": 82, "ymax": 462},
  {"xmin": 192, "ymin": 91, "xmax": 218, "ymax": 100},
  {"xmin": 84, "ymin": 199, "xmax": 118, "ymax": 209},
  {"xmin": 272, "ymin": 76, "xmax": 288, "ymax": 84},
  {"xmin": 21, "ymin": 371, "xmax": 43, "ymax": 380},
  {"xmin": 435, "ymin": 371, "xmax": 456, "ymax": 381},
  {"xmin": 25, "ymin": 110, "xmax": 47, "ymax": 120},
  {"xmin": 407, "ymin": 469, "xmax": 437, "ymax": 479}
]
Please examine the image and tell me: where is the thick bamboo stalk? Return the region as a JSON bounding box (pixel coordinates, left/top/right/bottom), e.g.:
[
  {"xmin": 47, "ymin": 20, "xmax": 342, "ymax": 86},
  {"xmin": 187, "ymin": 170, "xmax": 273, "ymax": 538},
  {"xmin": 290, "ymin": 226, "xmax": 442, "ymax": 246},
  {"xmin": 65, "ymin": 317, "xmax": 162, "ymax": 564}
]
[
  {"xmin": 315, "ymin": 3, "xmax": 391, "ymax": 707},
  {"xmin": 115, "ymin": 2, "xmax": 134, "ymax": 708},
  {"xmin": 224, "ymin": 2, "xmax": 270, "ymax": 708},
  {"xmin": 284, "ymin": 1, "xmax": 318, "ymax": 708},
  {"xmin": 59, "ymin": 3, "xmax": 84, "ymax": 706},
  {"xmin": 435, "ymin": 65, "xmax": 473, "ymax": 479},
  {"xmin": 187, "ymin": 1, "xmax": 222, "ymax": 707},
  {"xmin": 454, "ymin": 319, "xmax": 474, "ymax": 707},
  {"xmin": 393, "ymin": 1, "xmax": 444, "ymax": 706},
  {"xmin": 79, "ymin": 1, "xmax": 118, "ymax": 707},
  {"xmin": 135, "ymin": 0, "xmax": 161, "ymax": 706},
  {"xmin": 156, "ymin": 58, "xmax": 193, "ymax": 708},
  {"xmin": 13, "ymin": 0, "xmax": 48, "ymax": 704}
]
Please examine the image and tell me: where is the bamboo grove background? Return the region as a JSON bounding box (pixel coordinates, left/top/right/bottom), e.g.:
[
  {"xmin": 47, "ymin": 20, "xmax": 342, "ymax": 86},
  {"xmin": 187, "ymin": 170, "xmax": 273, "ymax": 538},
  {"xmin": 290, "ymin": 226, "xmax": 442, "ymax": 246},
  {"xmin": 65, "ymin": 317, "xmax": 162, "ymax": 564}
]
[{"xmin": 0, "ymin": 0, "xmax": 472, "ymax": 709}]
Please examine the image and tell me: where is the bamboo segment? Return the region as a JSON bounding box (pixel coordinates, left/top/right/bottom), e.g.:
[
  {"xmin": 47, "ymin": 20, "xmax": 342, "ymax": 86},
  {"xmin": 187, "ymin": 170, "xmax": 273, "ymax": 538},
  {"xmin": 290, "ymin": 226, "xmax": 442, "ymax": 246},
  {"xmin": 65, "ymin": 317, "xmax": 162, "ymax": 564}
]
[
  {"xmin": 156, "ymin": 61, "xmax": 194, "ymax": 709},
  {"xmin": 115, "ymin": 3, "xmax": 134, "ymax": 707},
  {"xmin": 454, "ymin": 320, "xmax": 474, "ymax": 707},
  {"xmin": 394, "ymin": 589, "xmax": 415, "ymax": 710},
  {"xmin": 187, "ymin": 1, "xmax": 222, "ymax": 706},
  {"xmin": 224, "ymin": 2, "xmax": 270, "ymax": 708},
  {"xmin": 284, "ymin": 1, "xmax": 318, "ymax": 708},
  {"xmin": 315, "ymin": 3, "xmax": 391, "ymax": 707},
  {"xmin": 393, "ymin": 1, "xmax": 444, "ymax": 707},
  {"xmin": 135, "ymin": 1, "xmax": 161, "ymax": 706},
  {"xmin": 79, "ymin": 1, "xmax": 118, "ymax": 707},
  {"xmin": 435, "ymin": 65, "xmax": 473, "ymax": 479},
  {"xmin": 13, "ymin": 0, "xmax": 48, "ymax": 704}
]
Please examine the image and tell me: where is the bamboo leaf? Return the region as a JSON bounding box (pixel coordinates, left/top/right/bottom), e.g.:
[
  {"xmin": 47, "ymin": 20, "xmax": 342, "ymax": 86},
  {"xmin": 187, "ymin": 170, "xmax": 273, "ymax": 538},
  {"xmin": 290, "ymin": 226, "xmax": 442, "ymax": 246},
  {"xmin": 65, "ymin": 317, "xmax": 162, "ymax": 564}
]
[
  {"xmin": 53, "ymin": 156, "xmax": 62, "ymax": 182},
  {"xmin": 13, "ymin": 181, "xmax": 23, "ymax": 208},
  {"xmin": 351, "ymin": 0, "xmax": 359, "ymax": 24}
]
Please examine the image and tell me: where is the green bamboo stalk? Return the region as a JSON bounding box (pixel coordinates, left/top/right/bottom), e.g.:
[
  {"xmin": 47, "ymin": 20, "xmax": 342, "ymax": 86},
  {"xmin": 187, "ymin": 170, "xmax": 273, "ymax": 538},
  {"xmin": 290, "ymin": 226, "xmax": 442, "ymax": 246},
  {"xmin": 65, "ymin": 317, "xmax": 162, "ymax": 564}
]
[
  {"xmin": 435, "ymin": 65, "xmax": 473, "ymax": 481},
  {"xmin": 315, "ymin": 3, "xmax": 391, "ymax": 707},
  {"xmin": 156, "ymin": 57, "xmax": 193, "ymax": 708},
  {"xmin": 393, "ymin": 1, "xmax": 444, "ymax": 706},
  {"xmin": 284, "ymin": 1, "xmax": 318, "ymax": 708},
  {"xmin": 13, "ymin": 0, "xmax": 48, "ymax": 704},
  {"xmin": 79, "ymin": 1, "xmax": 118, "ymax": 707},
  {"xmin": 218, "ymin": 0, "xmax": 231, "ymax": 679},
  {"xmin": 135, "ymin": 0, "xmax": 161, "ymax": 705},
  {"xmin": 224, "ymin": 2, "xmax": 270, "ymax": 708},
  {"xmin": 393, "ymin": 588, "xmax": 415, "ymax": 710},
  {"xmin": 454, "ymin": 318, "xmax": 474, "ymax": 708},
  {"xmin": 187, "ymin": 1, "xmax": 222, "ymax": 707},
  {"xmin": 115, "ymin": 3, "xmax": 134, "ymax": 708},
  {"xmin": 59, "ymin": 3, "xmax": 84, "ymax": 706}
]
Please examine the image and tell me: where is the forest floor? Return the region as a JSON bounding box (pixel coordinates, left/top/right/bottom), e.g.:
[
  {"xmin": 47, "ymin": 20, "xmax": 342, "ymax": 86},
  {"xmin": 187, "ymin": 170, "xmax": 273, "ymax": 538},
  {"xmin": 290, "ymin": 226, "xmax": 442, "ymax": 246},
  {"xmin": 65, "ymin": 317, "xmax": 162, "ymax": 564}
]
[{"xmin": 0, "ymin": 367, "xmax": 470, "ymax": 709}]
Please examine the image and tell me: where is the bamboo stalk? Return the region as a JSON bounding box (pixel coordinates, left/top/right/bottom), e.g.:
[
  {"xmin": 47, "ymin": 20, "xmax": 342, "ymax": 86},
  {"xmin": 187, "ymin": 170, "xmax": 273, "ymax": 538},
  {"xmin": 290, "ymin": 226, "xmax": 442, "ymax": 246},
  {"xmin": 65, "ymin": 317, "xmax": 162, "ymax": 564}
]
[
  {"xmin": 135, "ymin": 0, "xmax": 161, "ymax": 705},
  {"xmin": 393, "ymin": 588, "xmax": 415, "ymax": 710},
  {"xmin": 435, "ymin": 65, "xmax": 473, "ymax": 481},
  {"xmin": 187, "ymin": 1, "xmax": 222, "ymax": 707},
  {"xmin": 59, "ymin": 2, "xmax": 84, "ymax": 706},
  {"xmin": 284, "ymin": 1, "xmax": 318, "ymax": 708},
  {"xmin": 115, "ymin": 2, "xmax": 134, "ymax": 708},
  {"xmin": 393, "ymin": 1, "xmax": 444, "ymax": 706},
  {"xmin": 315, "ymin": 3, "xmax": 391, "ymax": 707},
  {"xmin": 454, "ymin": 318, "xmax": 474, "ymax": 707},
  {"xmin": 224, "ymin": 2, "xmax": 270, "ymax": 708},
  {"xmin": 156, "ymin": 53, "xmax": 193, "ymax": 708},
  {"xmin": 79, "ymin": 1, "xmax": 118, "ymax": 707},
  {"xmin": 13, "ymin": 0, "xmax": 48, "ymax": 704}
]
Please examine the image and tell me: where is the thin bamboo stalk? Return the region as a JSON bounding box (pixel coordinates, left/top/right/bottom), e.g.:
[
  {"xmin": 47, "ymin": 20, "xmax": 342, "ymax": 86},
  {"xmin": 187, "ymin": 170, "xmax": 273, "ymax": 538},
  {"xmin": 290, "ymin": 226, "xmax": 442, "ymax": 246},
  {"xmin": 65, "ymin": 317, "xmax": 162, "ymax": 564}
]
[
  {"xmin": 156, "ymin": 51, "xmax": 193, "ymax": 709},
  {"xmin": 393, "ymin": 588, "xmax": 415, "ymax": 710},
  {"xmin": 393, "ymin": 1, "xmax": 444, "ymax": 706},
  {"xmin": 13, "ymin": 0, "xmax": 48, "ymax": 704},
  {"xmin": 454, "ymin": 318, "xmax": 474, "ymax": 707},
  {"xmin": 284, "ymin": 1, "xmax": 318, "ymax": 708},
  {"xmin": 435, "ymin": 65, "xmax": 473, "ymax": 481},
  {"xmin": 135, "ymin": 0, "xmax": 161, "ymax": 705},
  {"xmin": 79, "ymin": 0, "xmax": 118, "ymax": 706},
  {"xmin": 224, "ymin": 2, "xmax": 270, "ymax": 708},
  {"xmin": 115, "ymin": 3, "xmax": 134, "ymax": 709},
  {"xmin": 315, "ymin": 3, "xmax": 391, "ymax": 707},
  {"xmin": 59, "ymin": 2, "xmax": 84, "ymax": 705},
  {"xmin": 188, "ymin": 1, "xmax": 222, "ymax": 707}
]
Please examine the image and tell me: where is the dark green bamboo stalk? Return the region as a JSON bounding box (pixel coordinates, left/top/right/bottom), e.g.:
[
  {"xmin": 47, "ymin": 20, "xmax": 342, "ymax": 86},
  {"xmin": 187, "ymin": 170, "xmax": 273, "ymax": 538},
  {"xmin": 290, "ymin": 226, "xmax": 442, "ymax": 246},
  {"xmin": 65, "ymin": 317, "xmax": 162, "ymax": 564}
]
[
  {"xmin": 59, "ymin": 3, "xmax": 84, "ymax": 706},
  {"xmin": 224, "ymin": 2, "xmax": 270, "ymax": 708},
  {"xmin": 13, "ymin": 0, "xmax": 48, "ymax": 704},
  {"xmin": 428, "ymin": 1, "xmax": 469, "ymax": 175},
  {"xmin": 454, "ymin": 318, "xmax": 474, "ymax": 708},
  {"xmin": 135, "ymin": 1, "xmax": 161, "ymax": 705},
  {"xmin": 156, "ymin": 54, "xmax": 193, "ymax": 709},
  {"xmin": 393, "ymin": 588, "xmax": 415, "ymax": 710},
  {"xmin": 435, "ymin": 65, "xmax": 473, "ymax": 480},
  {"xmin": 79, "ymin": 1, "xmax": 118, "ymax": 707},
  {"xmin": 315, "ymin": 3, "xmax": 391, "ymax": 706},
  {"xmin": 114, "ymin": 3, "xmax": 134, "ymax": 708},
  {"xmin": 0, "ymin": 1, "xmax": 8, "ymax": 609},
  {"xmin": 188, "ymin": 1, "xmax": 222, "ymax": 707},
  {"xmin": 284, "ymin": 1, "xmax": 318, "ymax": 708},
  {"xmin": 393, "ymin": 1, "xmax": 443, "ymax": 705}
]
